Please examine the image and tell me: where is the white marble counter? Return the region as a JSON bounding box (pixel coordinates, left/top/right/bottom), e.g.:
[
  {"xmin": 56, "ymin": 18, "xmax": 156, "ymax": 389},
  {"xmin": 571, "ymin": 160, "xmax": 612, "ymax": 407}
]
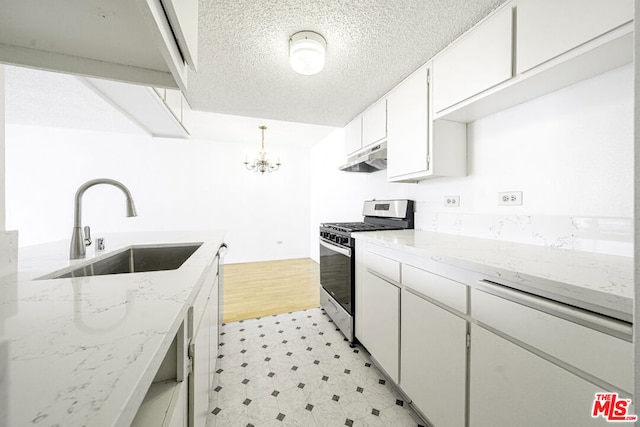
[
  {"xmin": 353, "ymin": 230, "xmax": 632, "ymax": 322},
  {"xmin": 0, "ymin": 230, "xmax": 226, "ymax": 427}
]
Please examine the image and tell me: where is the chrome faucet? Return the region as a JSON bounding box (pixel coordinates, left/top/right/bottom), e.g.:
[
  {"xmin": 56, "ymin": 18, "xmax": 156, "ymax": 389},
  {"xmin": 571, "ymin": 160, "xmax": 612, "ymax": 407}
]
[{"xmin": 70, "ymin": 178, "xmax": 137, "ymax": 259}]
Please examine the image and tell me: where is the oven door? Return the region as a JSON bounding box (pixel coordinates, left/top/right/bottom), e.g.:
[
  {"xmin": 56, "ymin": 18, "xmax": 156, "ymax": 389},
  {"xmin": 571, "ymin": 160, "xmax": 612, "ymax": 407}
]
[{"xmin": 319, "ymin": 238, "xmax": 353, "ymax": 314}]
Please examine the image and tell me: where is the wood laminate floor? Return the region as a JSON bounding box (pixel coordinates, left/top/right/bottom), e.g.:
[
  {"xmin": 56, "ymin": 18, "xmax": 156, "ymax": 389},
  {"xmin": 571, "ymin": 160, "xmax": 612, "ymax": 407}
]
[{"xmin": 223, "ymin": 258, "xmax": 320, "ymax": 323}]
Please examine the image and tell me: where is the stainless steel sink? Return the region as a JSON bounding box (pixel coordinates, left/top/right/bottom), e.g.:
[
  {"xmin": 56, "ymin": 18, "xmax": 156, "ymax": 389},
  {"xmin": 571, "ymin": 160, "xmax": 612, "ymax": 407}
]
[{"xmin": 39, "ymin": 243, "xmax": 202, "ymax": 279}]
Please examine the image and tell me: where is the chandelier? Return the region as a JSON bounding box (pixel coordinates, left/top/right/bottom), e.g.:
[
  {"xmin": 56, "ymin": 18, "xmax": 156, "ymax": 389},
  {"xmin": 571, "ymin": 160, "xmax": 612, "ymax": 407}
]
[{"xmin": 244, "ymin": 125, "xmax": 281, "ymax": 174}]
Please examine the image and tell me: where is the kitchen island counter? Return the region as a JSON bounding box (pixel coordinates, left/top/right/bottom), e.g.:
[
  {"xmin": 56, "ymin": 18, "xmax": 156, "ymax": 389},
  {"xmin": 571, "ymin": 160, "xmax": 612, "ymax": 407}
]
[
  {"xmin": 0, "ymin": 230, "xmax": 225, "ymax": 427},
  {"xmin": 353, "ymin": 229, "xmax": 632, "ymax": 323}
]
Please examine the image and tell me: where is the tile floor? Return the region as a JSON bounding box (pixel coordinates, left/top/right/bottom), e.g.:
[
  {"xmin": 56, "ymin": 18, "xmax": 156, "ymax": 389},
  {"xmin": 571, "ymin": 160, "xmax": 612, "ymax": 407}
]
[{"xmin": 206, "ymin": 308, "xmax": 426, "ymax": 427}]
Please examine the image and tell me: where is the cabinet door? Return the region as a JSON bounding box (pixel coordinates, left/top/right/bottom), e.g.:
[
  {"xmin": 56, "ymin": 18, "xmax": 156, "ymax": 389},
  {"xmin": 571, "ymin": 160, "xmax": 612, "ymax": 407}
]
[
  {"xmin": 189, "ymin": 298, "xmax": 210, "ymax": 427},
  {"xmin": 469, "ymin": 324, "xmax": 612, "ymax": 427},
  {"xmin": 358, "ymin": 270, "xmax": 400, "ymax": 383},
  {"xmin": 344, "ymin": 116, "xmax": 362, "ymax": 156},
  {"xmin": 209, "ymin": 276, "xmax": 219, "ymax": 390},
  {"xmin": 361, "ymin": 98, "xmax": 387, "ymax": 148},
  {"xmin": 387, "ymin": 66, "xmax": 429, "ymax": 179},
  {"xmin": 401, "ymin": 290, "xmax": 467, "ymax": 427},
  {"xmin": 160, "ymin": 0, "xmax": 199, "ymax": 69},
  {"xmin": 516, "ymin": 0, "xmax": 633, "ymax": 74},
  {"xmin": 432, "ymin": 4, "xmax": 513, "ymax": 112}
]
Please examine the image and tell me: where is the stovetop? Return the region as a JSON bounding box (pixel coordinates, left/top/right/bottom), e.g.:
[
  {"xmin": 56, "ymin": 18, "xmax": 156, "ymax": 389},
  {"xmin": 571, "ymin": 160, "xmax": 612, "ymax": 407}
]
[{"xmin": 321, "ymin": 221, "xmax": 404, "ymax": 233}]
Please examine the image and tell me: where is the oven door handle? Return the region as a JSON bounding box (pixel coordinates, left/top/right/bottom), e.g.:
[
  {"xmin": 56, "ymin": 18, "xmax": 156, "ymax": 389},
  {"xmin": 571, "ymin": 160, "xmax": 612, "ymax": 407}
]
[{"xmin": 320, "ymin": 238, "xmax": 352, "ymax": 257}]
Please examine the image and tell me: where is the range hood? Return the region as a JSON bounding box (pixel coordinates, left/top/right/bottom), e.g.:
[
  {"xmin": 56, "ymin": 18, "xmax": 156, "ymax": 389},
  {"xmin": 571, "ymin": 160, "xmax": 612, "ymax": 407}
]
[{"xmin": 339, "ymin": 142, "xmax": 387, "ymax": 172}]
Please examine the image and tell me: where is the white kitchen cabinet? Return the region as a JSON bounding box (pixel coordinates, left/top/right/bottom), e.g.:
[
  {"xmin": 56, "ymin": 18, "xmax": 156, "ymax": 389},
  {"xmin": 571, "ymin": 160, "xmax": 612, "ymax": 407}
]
[
  {"xmin": 400, "ymin": 289, "xmax": 467, "ymax": 427},
  {"xmin": 0, "ymin": 0, "xmax": 197, "ymax": 91},
  {"xmin": 361, "ymin": 98, "xmax": 387, "ymax": 148},
  {"xmin": 470, "ymin": 284, "xmax": 633, "ymax": 426},
  {"xmin": 516, "ymin": 0, "xmax": 633, "ymax": 74},
  {"xmin": 432, "ymin": 3, "xmax": 513, "ymax": 113},
  {"xmin": 472, "ymin": 286, "xmax": 633, "ymax": 394},
  {"xmin": 357, "ymin": 269, "xmax": 400, "ymax": 383},
  {"xmin": 344, "ymin": 116, "xmax": 363, "ymax": 156},
  {"xmin": 79, "ymin": 77, "xmax": 190, "ymax": 138},
  {"xmin": 160, "ymin": 0, "xmax": 200, "ymax": 70},
  {"xmin": 189, "ymin": 265, "xmax": 219, "ymax": 427},
  {"xmin": 469, "ymin": 324, "xmax": 612, "ymax": 427},
  {"xmin": 166, "ymin": 89, "xmax": 184, "ymax": 122},
  {"xmin": 208, "ymin": 275, "xmax": 220, "ymax": 390},
  {"xmin": 387, "ymin": 66, "xmax": 429, "ymax": 179},
  {"xmin": 132, "ymin": 322, "xmax": 188, "ymax": 427},
  {"xmin": 387, "ymin": 64, "xmax": 466, "ymax": 182}
]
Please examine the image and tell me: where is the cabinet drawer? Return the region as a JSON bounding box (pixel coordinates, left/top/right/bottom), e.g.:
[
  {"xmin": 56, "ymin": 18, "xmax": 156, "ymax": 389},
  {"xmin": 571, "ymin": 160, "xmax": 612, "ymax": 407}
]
[
  {"xmin": 364, "ymin": 250, "xmax": 400, "ymax": 282},
  {"xmin": 403, "ymin": 264, "xmax": 467, "ymax": 313},
  {"xmin": 471, "ymin": 288, "xmax": 632, "ymax": 393}
]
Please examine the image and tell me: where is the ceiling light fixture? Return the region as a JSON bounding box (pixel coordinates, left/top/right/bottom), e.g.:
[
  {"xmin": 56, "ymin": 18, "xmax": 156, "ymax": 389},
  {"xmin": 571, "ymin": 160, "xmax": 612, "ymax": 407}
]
[
  {"xmin": 244, "ymin": 125, "xmax": 281, "ymax": 174},
  {"xmin": 289, "ymin": 31, "xmax": 326, "ymax": 75}
]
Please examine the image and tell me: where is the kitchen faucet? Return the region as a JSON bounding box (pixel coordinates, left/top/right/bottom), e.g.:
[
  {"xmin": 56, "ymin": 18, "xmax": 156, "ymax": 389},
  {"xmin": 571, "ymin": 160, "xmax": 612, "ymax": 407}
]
[{"xmin": 70, "ymin": 178, "xmax": 137, "ymax": 260}]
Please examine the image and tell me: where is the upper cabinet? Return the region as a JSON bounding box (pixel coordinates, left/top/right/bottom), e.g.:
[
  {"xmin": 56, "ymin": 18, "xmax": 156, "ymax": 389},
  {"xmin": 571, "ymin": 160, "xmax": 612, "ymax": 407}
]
[
  {"xmin": 79, "ymin": 78, "xmax": 191, "ymax": 138},
  {"xmin": 344, "ymin": 116, "xmax": 363, "ymax": 157},
  {"xmin": 387, "ymin": 64, "xmax": 466, "ymax": 182},
  {"xmin": 361, "ymin": 98, "xmax": 387, "ymax": 148},
  {"xmin": 516, "ymin": 0, "xmax": 633, "ymax": 74},
  {"xmin": 434, "ymin": 0, "xmax": 633, "ymax": 122},
  {"xmin": 0, "ymin": 0, "xmax": 198, "ymax": 92},
  {"xmin": 344, "ymin": 98, "xmax": 387, "ymax": 157},
  {"xmin": 432, "ymin": 5, "xmax": 513, "ymax": 113}
]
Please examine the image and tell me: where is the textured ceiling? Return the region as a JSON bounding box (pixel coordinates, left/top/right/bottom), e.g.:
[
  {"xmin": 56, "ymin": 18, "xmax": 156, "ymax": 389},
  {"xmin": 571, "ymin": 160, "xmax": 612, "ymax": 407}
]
[{"xmin": 188, "ymin": 0, "xmax": 507, "ymax": 127}]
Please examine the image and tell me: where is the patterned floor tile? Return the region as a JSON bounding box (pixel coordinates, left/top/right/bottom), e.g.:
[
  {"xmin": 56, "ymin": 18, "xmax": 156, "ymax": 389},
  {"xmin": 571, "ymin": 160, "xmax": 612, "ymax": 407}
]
[{"xmin": 206, "ymin": 308, "xmax": 424, "ymax": 427}]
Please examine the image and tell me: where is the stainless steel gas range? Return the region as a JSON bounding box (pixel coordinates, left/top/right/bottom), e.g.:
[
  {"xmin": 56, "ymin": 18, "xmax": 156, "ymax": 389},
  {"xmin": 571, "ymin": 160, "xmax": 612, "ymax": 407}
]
[{"xmin": 319, "ymin": 200, "xmax": 415, "ymax": 343}]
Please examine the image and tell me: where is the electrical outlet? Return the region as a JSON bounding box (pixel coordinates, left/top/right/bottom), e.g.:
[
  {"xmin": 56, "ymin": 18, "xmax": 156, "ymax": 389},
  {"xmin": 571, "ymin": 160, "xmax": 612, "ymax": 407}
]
[
  {"xmin": 498, "ymin": 191, "xmax": 523, "ymax": 206},
  {"xmin": 445, "ymin": 195, "xmax": 460, "ymax": 207}
]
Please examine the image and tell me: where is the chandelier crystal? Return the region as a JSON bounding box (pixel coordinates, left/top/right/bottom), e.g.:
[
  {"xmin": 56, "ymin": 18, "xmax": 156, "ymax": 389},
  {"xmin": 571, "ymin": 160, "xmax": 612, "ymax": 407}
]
[{"xmin": 244, "ymin": 126, "xmax": 281, "ymax": 174}]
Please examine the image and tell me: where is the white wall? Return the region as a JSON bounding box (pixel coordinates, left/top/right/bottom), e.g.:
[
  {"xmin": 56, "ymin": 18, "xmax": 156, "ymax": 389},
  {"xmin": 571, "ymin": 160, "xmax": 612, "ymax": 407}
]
[
  {"xmin": 310, "ymin": 64, "xmax": 633, "ymax": 261},
  {"xmin": 5, "ymin": 125, "xmax": 311, "ymax": 264}
]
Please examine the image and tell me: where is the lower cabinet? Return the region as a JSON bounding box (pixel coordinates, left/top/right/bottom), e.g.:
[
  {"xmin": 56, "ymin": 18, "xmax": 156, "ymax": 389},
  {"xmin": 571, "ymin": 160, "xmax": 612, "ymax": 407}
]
[
  {"xmin": 400, "ymin": 289, "xmax": 467, "ymax": 427},
  {"xmin": 357, "ymin": 269, "xmax": 400, "ymax": 383},
  {"xmin": 469, "ymin": 324, "xmax": 611, "ymax": 427},
  {"xmin": 189, "ymin": 272, "xmax": 219, "ymax": 427}
]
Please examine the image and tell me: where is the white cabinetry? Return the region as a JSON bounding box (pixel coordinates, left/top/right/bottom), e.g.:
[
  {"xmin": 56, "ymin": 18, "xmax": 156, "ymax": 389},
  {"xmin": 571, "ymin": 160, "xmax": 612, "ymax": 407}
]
[
  {"xmin": 401, "ymin": 290, "xmax": 467, "ymax": 427},
  {"xmin": 79, "ymin": 78, "xmax": 190, "ymax": 138},
  {"xmin": 361, "ymin": 98, "xmax": 387, "ymax": 148},
  {"xmin": 387, "ymin": 66, "xmax": 428, "ymax": 179},
  {"xmin": 345, "ymin": 98, "xmax": 387, "ymax": 157},
  {"xmin": 0, "ymin": 0, "xmax": 197, "ymax": 91},
  {"xmin": 432, "ymin": 4, "xmax": 513, "ymax": 113},
  {"xmin": 469, "ymin": 324, "xmax": 610, "ymax": 427},
  {"xmin": 516, "ymin": 0, "xmax": 633, "ymax": 74},
  {"xmin": 356, "ymin": 245, "xmax": 400, "ymax": 383},
  {"xmin": 358, "ymin": 270, "xmax": 400, "ymax": 383},
  {"xmin": 400, "ymin": 264, "xmax": 468, "ymax": 427},
  {"xmin": 470, "ymin": 286, "xmax": 633, "ymax": 427},
  {"xmin": 387, "ymin": 64, "xmax": 466, "ymax": 182},
  {"xmin": 344, "ymin": 116, "xmax": 363, "ymax": 156},
  {"xmin": 435, "ymin": 0, "xmax": 632, "ymax": 123},
  {"xmin": 189, "ymin": 265, "xmax": 220, "ymax": 427}
]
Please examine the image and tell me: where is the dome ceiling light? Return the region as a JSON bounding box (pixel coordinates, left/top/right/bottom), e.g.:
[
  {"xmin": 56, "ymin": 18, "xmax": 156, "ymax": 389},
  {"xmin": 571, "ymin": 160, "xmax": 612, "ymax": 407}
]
[{"xmin": 289, "ymin": 31, "xmax": 326, "ymax": 75}]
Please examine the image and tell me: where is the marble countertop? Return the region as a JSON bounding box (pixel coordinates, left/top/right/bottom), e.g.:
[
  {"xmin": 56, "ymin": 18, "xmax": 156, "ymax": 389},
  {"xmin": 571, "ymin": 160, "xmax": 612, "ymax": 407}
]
[
  {"xmin": 0, "ymin": 230, "xmax": 226, "ymax": 427},
  {"xmin": 353, "ymin": 230, "xmax": 633, "ymax": 323}
]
